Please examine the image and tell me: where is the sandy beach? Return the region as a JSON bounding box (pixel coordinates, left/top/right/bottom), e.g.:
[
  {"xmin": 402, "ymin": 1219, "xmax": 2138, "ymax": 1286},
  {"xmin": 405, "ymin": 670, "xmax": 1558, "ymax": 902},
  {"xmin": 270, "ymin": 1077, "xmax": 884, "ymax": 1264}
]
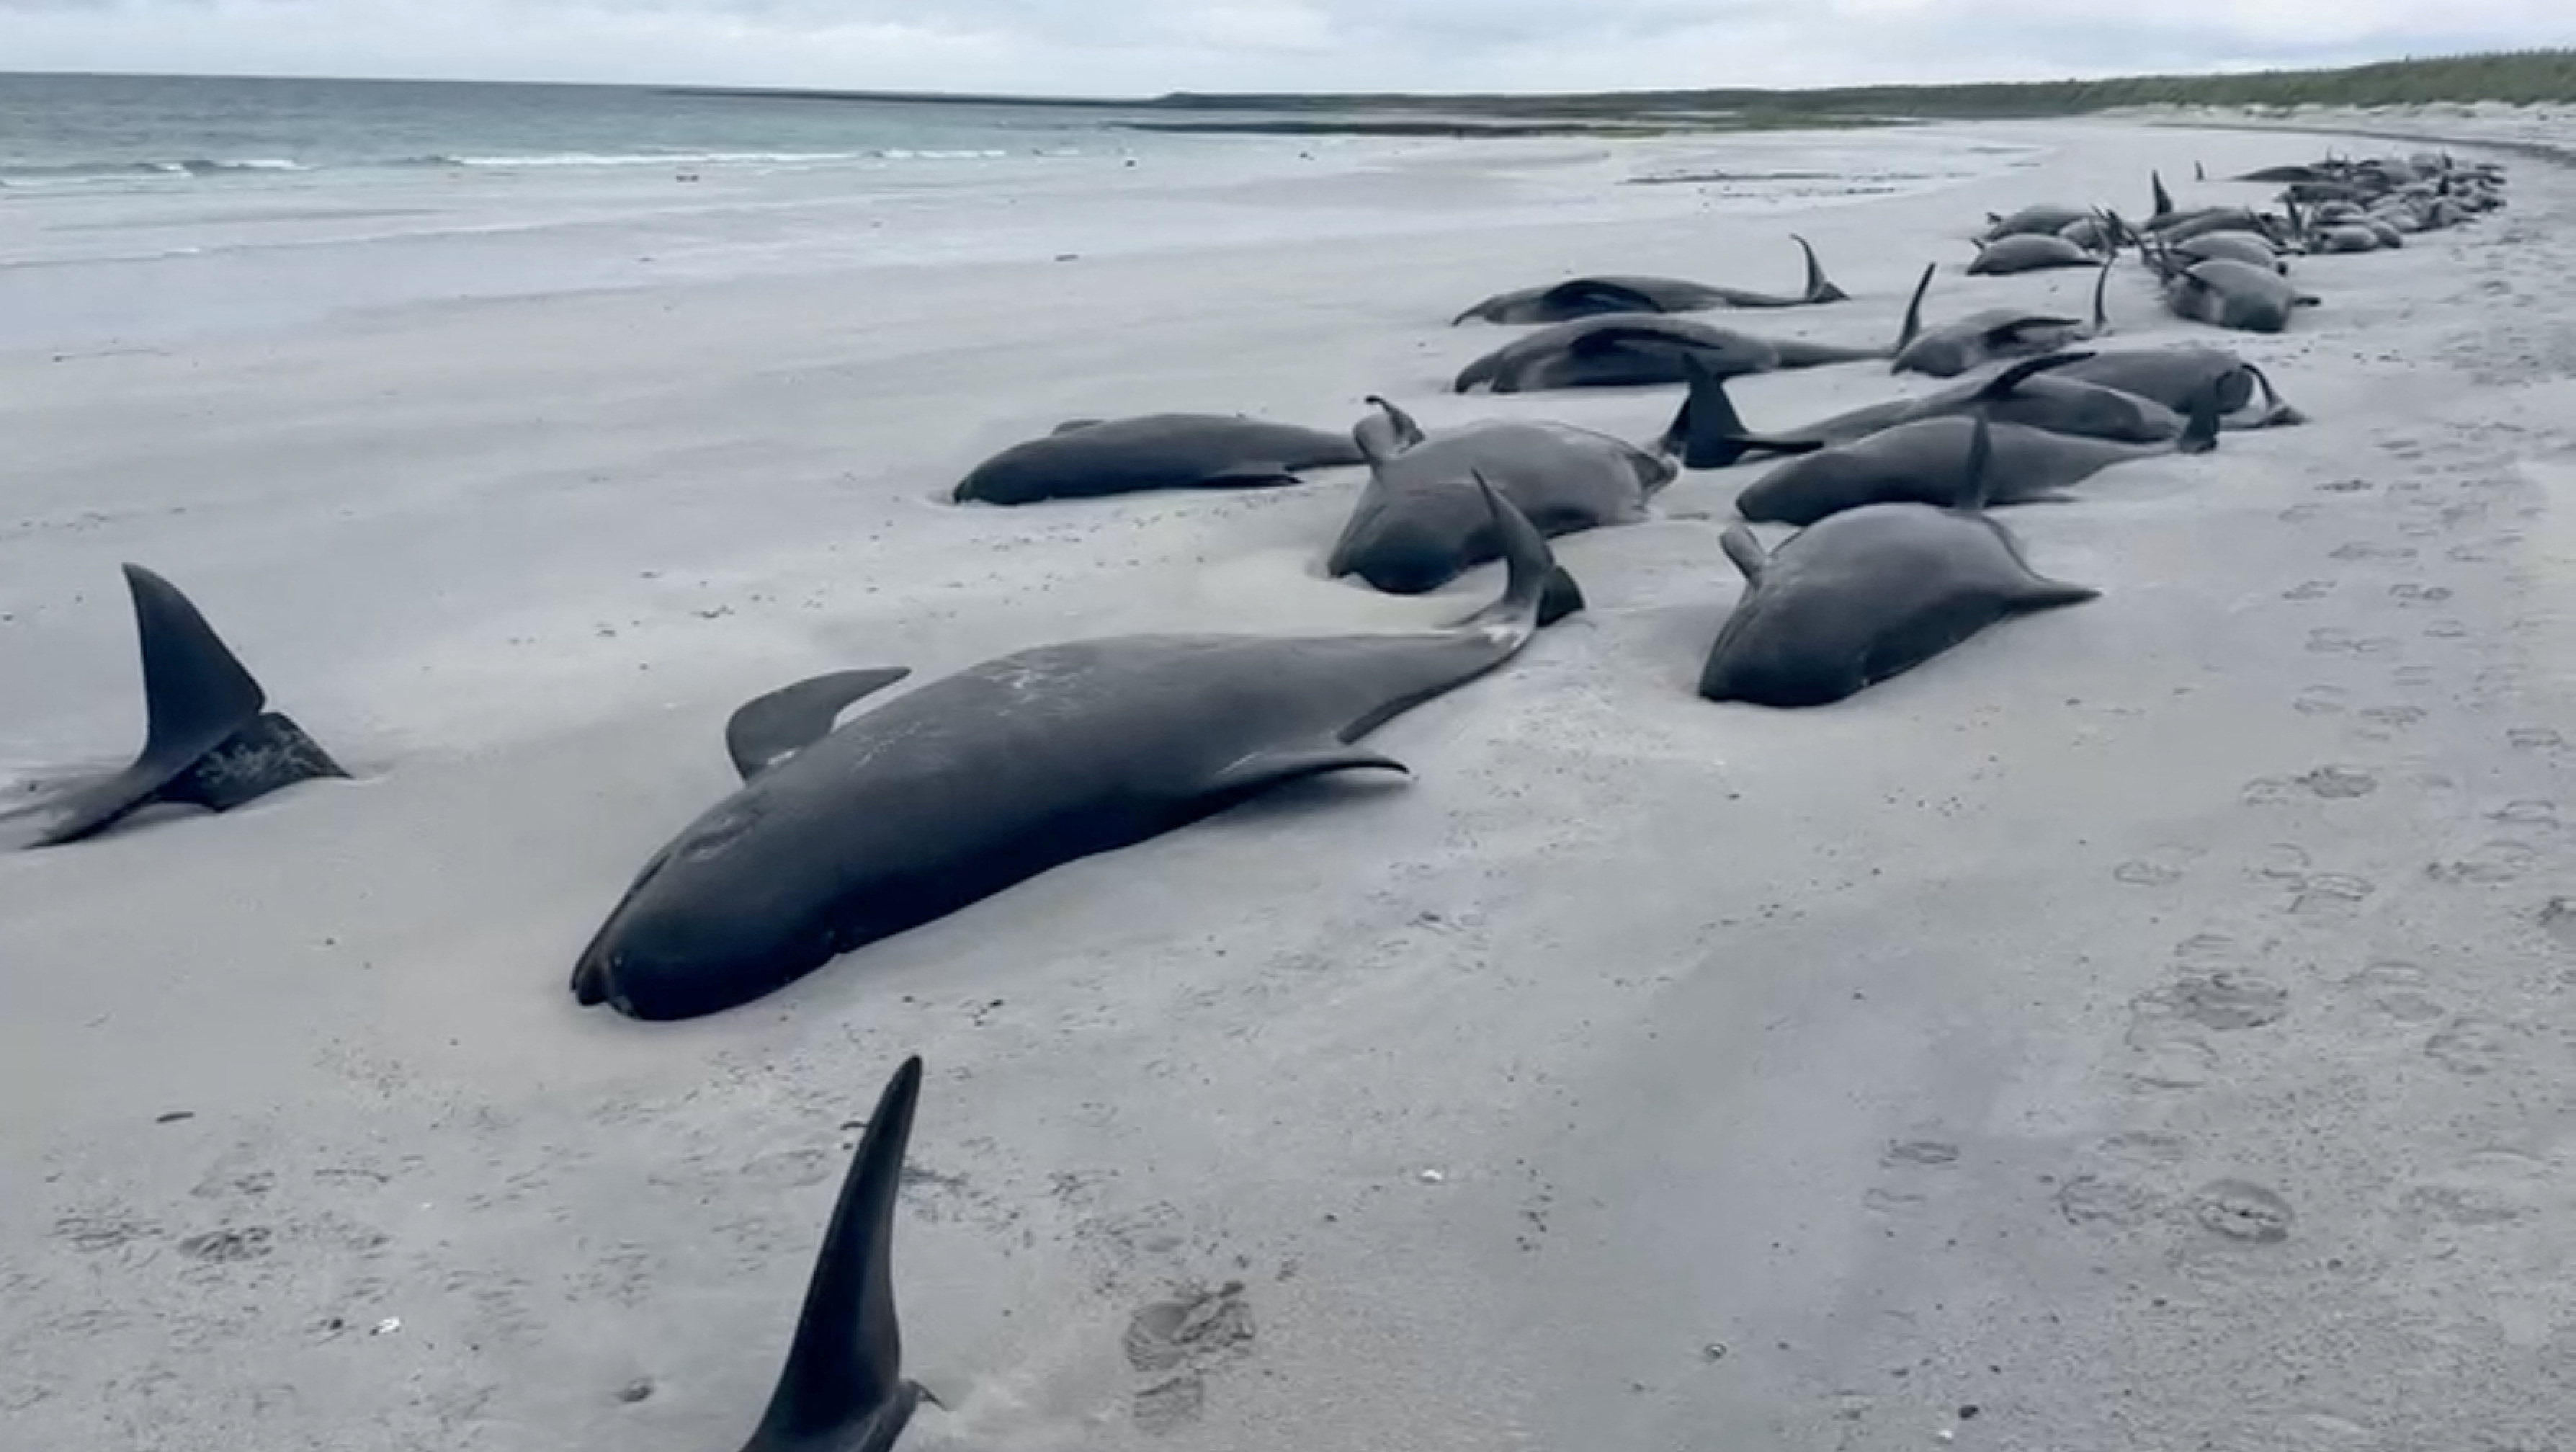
[{"xmin": 4, "ymin": 109, "xmax": 2575, "ymax": 1451}]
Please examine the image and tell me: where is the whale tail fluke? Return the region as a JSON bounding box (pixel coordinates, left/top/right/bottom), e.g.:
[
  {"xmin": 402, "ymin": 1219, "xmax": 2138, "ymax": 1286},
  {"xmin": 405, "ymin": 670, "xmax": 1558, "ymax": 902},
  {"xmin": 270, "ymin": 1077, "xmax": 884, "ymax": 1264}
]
[
  {"xmin": 2178, "ymin": 380, "xmax": 2224, "ymax": 455},
  {"xmin": 2242, "ymin": 363, "xmax": 2308, "ymax": 428},
  {"xmin": 28, "ymin": 564, "xmax": 345, "ymax": 848},
  {"xmin": 1792, "ymin": 234, "xmax": 1850, "ymax": 304},
  {"xmin": 1663, "ymin": 354, "xmax": 1828, "ymax": 471},
  {"xmin": 1455, "ymin": 473, "xmax": 1582, "ymax": 634},
  {"xmin": 1354, "ymin": 393, "xmax": 1427, "ymax": 463}
]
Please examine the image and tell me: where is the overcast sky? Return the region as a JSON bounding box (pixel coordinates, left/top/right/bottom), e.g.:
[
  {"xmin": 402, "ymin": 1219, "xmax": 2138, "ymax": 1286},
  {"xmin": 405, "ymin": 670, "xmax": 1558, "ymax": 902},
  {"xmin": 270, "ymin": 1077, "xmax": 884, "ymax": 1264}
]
[{"xmin": 2, "ymin": 0, "xmax": 2564, "ymax": 95}]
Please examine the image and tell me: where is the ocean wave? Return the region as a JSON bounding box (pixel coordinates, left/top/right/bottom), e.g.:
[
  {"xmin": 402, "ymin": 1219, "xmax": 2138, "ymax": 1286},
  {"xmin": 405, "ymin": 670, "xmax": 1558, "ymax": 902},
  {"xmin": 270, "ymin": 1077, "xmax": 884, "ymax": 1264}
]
[
  {"xmin": 412, "ymin": 147, "xmax": 1019, "ymax": 169},
  {"xmin": 0, "ymin": 156, "xmax": 311, "ymax": 185},
  {"xmin": 0, "ymin": 146, "xmax": 1038, "ymax": 187}
]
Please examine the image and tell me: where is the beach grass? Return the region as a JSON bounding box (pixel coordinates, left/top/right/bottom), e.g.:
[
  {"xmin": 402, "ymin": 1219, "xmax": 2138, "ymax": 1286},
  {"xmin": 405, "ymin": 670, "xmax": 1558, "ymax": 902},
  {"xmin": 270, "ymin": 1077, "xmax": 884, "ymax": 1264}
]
[
  {"xmin": 1125, "ymin": 49, "xmax": 2576, "ymax": 135},
  {"xmin": 707, "ymin": 48, "xmax": 2576, "ymax": 138}
]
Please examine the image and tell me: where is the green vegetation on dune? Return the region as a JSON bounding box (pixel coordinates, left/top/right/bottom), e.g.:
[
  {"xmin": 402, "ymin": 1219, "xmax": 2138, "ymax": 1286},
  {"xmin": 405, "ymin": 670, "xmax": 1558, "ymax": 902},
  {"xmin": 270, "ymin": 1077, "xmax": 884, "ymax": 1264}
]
[
  {"xmin": 676, "ymin": 50, "xmax": 2574, "ymax": 138},
  {"xmin": 1141, "ymin": 48, "xmax": 2576, "ymax": 126}
]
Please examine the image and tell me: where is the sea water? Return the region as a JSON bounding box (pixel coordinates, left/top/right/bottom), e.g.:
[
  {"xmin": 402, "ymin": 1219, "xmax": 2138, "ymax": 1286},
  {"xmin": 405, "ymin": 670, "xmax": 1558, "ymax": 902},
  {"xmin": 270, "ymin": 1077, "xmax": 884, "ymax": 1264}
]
[
  {"xmin": 0, "ymin": 71, "xmax": 1164, "ymax": 182},
  {"xmin": 0, "ymin": 72, "xmax": 2041, "ymax": 351}
]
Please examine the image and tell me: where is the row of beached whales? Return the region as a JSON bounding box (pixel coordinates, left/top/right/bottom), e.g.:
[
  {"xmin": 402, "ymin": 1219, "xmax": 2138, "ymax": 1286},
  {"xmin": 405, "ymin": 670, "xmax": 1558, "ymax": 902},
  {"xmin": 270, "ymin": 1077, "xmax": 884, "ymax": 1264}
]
[{"xmin": 4, "ymin": 144, "xmax": 2505, "ymax": 1448}]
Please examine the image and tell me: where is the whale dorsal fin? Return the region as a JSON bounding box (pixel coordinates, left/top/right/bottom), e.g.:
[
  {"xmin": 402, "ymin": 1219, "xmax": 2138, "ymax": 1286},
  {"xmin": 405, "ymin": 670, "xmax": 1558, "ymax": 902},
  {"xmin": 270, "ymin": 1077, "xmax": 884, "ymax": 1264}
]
[
  {"xmin": 1957, "ymin": 413, "xmax": 1995, "ymax": 512},
  {"xmin": 1895, "ymin": 262, "xmax": 1935, "ymax": 352},
  {"xmin": 1719, "ymin": 523, "xmax": 1768, "ymax": 583},
  {"xmin": 725, "ymin": 667, "xmax": 912, "ymax": 781},
  {"xmin": 1050, "ymin": 418, "xmax": 1106, "ymax": 435},
  {"xmin": 742, "ymin": 1056, "xmax": 927, "ymax": 1452},
  {"xmin": 2151, "ymin": 169, "xmax": 2174, "ymax": 219}
]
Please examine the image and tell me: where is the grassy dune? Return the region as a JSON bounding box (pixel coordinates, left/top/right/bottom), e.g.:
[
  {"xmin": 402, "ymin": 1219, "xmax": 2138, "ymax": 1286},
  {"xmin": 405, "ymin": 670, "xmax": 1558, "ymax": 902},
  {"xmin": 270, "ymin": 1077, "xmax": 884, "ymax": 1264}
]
[{"xmin": 1138, "ymin": 48, "xmax": 2576, "ymax": 131}]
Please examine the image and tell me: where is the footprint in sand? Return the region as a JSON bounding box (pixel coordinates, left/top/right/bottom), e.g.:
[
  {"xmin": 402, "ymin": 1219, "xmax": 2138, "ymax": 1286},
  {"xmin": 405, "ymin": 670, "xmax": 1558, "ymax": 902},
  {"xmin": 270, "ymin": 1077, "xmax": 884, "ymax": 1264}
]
[
  {"xmin": 1865, "ymin": 1139, "xmax": 1961, "ymax": 1213},
  {"xmin": 1123, "ymin": 1280, "xmax": 1256, "ymax": 1435},
  {"xmin": 2540, "ymin": 899, "xmax": 2576, "ymax": 950},
  {"xmin": 2426, "ymin": 1017, "xmax": 2519, "ymax": 1077},
  {"xmin": 2345, "ymin": 961, "xmax": 2449, "ymax": 1028},
  {"xmin": 2135, "ymin": 972, "xmax": 2290, "ymax": 1033},
  {"xmin": 2242, "ymin": 767, "xmax": 2378, "ymax": 804},
  {"xmin": 2286, "ymin": 872, "xmax": 2377, "ymax": 918},
  {"xmin": 2112, "ymin": 845, "xmax": 2202, "ymax": 886},
  {"xmin": 2190, "ymin": 1180, "xmax": 2295, "ymax": 1244},
  {"xmin": 2057, "ymin": 1175, "xmax": 2164, "ymax": 1229},
  {"xmin": 2490, "ymin": 800, "xmax": 2558, "ymax": 830},
  {"xmin": 176, "ymin": 1226, "xmax": 275, "ymax": 1264},
  {"xmin": 2425, "ymin": 840, "xmax": 2538, "ymax": 885},
  {"xmin": 2329, "ymin": 542, "xmax": 2416, "ymax": 561}
]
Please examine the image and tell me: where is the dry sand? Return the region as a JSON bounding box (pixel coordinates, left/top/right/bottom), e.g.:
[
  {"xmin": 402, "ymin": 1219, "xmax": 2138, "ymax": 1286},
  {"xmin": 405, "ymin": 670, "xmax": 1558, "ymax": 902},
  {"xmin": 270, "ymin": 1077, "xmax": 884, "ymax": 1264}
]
[{"xmin": 4, "ymin": 114, "xmax": 2575, "ymax": 1451}]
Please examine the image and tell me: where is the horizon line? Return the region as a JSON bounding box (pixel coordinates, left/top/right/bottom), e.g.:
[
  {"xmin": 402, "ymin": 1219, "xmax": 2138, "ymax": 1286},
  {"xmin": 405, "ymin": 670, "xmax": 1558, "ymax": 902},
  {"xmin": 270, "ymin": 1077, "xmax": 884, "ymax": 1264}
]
[{"xmin": 4, "ymin": 45, "xmax": 2570, "ymax": 109}]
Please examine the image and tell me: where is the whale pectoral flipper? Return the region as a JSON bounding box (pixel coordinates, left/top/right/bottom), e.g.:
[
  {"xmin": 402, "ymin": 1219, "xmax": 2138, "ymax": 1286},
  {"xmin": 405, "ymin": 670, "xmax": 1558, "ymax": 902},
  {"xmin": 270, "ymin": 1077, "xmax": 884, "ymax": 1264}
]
[
  {"xmin": 1540, "ymin": 279, "xmax": 1665, "ymax": 315},
  {"xmin": 1974, "ymin": 349, "xmax": 2095, "ymax": 403},
  {"xmin": 1188, "ymin": 464, "xmax": 1305, "ymax": 491},
  {"xmin": 743, "ymin": 1055, "xmax": 926, "ymax": 1451},
  {"xmin": 1199, "ymin": 744, "xmax": 1410, "ymax": 808},
  {"xmin": 1564, "ymin": 324, "xmax": 1704, "ymax": 358},
  {"xmin": 1986, "ymin": 315, "xmax": 2081, "ymax": 346},
  {"xmin": 725, "ymin": 667, "xmax": 913, "ymax": 782},
  {"xmin": 1719, "ymin": 523, "xmax": 1769, "ymax": 582}
]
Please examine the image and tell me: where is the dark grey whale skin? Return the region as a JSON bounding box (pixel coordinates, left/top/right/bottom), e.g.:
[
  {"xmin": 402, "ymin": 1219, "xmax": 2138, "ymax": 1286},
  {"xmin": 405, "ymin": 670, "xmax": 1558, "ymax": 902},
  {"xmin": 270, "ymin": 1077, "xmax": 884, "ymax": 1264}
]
[
  {"xmin": 1328, "ymin": 396, "xmax": 1674, "ymax": 595},
  {"xmin": 1452, "ymin": 235, "xmax": 1849, "ymax": 324},
  {"xmin": 952, "ymin": 413, "xmax": 1365, "ymax": 504},
  {"xmin": 571, "ymin": 485, "xmax": 1577, "ymax": 1022},
  {"xmin": 1452, "ymin": 279, "xmax": 1916, "ymax": 395},
  {"xmin": 1699, "ymin": 417, "xmax": 2101, "ymax": 709},
  {"xmin": 1660, "ymin": 349, "xmax": 2190, "ymax": 475},
  {"xmin": 1733, "ymin": 380, "xmax": 2219, "ymax": 527}
]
